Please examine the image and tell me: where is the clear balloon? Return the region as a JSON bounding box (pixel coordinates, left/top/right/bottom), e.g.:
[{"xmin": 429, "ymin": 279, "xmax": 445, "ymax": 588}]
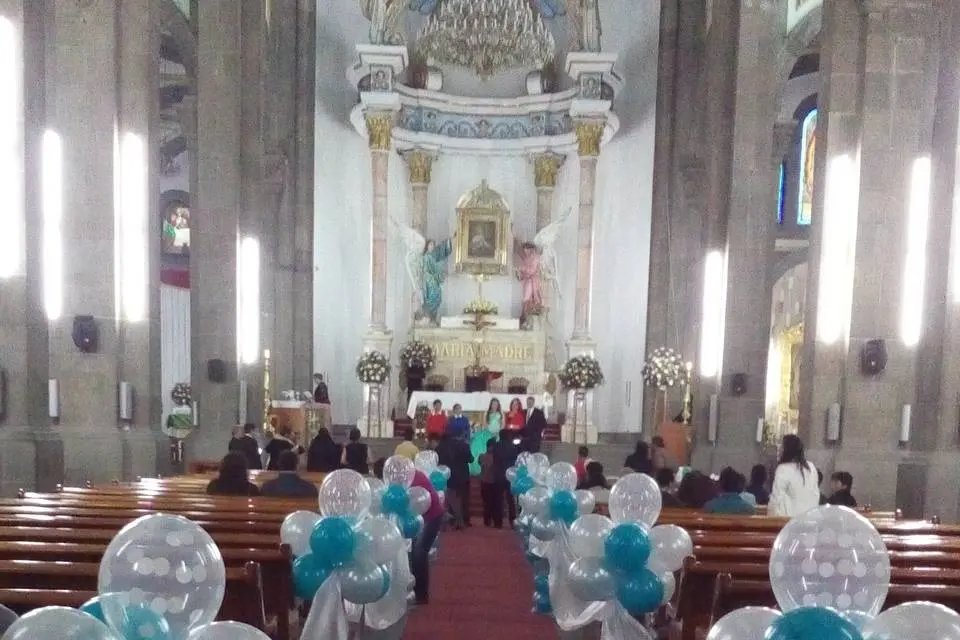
[
  {"xmin": 861, "ymin": 601, "xmax": 960, "ymax": 640},
  {"xmin": 280, "ymin": 510, "xmax": 321, "ymax": 557},
  {"xmin": 769, "ymin": 505, "xmax": 890, "ymax": 616},
  {"xmin": 319, "ymin": 469, "xmax": 373, "ymax": 517},
  {"xmin": 505, "ymin": 467, "xmax": 518, "ymax": 484},
  {"xmin": 187, "ymin": 621, "xmax": 272, "ymax": 639},
  {"xmin": 527, "ymin": 453, "xmax": 550, "ymax": 484},
  {"xmin": 521, "ymin": 486, "xmax": 551, "ymax": 518},
  {"xmin": 516, "ymin": 451, "xmax": 532, "ymax": 468},
  {"xmin": 706, "ymin": 607, "xmax": 783, "ymax": 640},
  {"xmin": 435, "ymin": 465, "xmax": 451, "ymax": 480},
  {"xmin": 366, "ymin": 478, "xmax": 385, "ymax": 516},
  {"xmin": 647, "ymin": 524, "xmax": 693, "ymax": 573},
  {"xmin": 574, "ymin": 489, "xmax": 596, "ymax": 515},
  {"xmin": 567, "ymin": 557, "xmax": 616, "ymax": 602},
  {"xmin": 608, "ymin": 473, "xmax": 662, "ymax": 527},
  {"xmin": 530, "ymin": 515, "xmax": 560, "ymax": 541},
  {"xmin": 2, "ymin": 607, "xmax": 117, "ymax": 640},
  {"xmin": 353, "ymin": 517, "xmax": 404, "ymax": 565},
  {"xmin": 414, "ymin": 450, "xmax": 438, "ymax": 472},
  {"xmin": 544, "ymin": 462, "xmax": 578, "ymax": 491},
  {"xmin": 568, "ymin": 514, "xmax": 614, "ymax": 559},
  {"xmin": 659, "ymin": 572, "xmax": 676, "ymax": 605},
  {"xmin": 340, "ymin": 560, "xmax": 390, "ymax": 605},
  {"xmin": 382, "ymin": 456, "xmax": 416, "ymax": 488},
  {"xmin": 841, "ymin": 611, "xmax": 873, "ymax": 631},
  {"xmin": 408, "ymin": 486, "xmax": 432, "ymax": 516},
  {"xmin": 0, "ymin": 605, "xmax": 16, "ymax": 636},
  {"xmin": 97, "ymin": 514, "xmax": 226, "ymax": 639}
]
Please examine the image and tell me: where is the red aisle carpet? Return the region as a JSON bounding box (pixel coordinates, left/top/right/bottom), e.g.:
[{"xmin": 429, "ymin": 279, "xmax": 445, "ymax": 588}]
[{"xmin": 403, "ymin": 525, "xmax": 558, "ymax": 639}]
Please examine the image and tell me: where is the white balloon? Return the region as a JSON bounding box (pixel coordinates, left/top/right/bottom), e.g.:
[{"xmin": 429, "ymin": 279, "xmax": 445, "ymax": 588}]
[
  {"xmin": 505, "ymin": 467, "xmax": 518, "ymax": 484},
  {"xmin": 383, "ymin": 456, "xmax": 416, "ymax": 488},
  {"xmin": 414, "ymin": 450, "xmax": 438, "ymax": 472},
  {"xmin": 516, "ymin": 452, "xmax": 532, "ymax": 468},
  {"xmin": 187, "ymin": 621, "xmax": 272, "ymax": 639},
  {"xmin": 648, "ymin": 525, "xmax": 693, "ymax": 573},
  {"xmin": 544, "ymin": 462, "xmax": 578, "ymax": 491},
  {"xmin": 527, "ymin": 453, "xmax": 550, "ymax": 485},
  {"xmin": 706, "ymin": 607, "xmax": 782, "ymax": 640},
  {"xmin": 769, "ymin": 505, "xmax": 889, "ymax": 616},
  {"xmin": 862, "ymin": 601, "xmax": 960, "ymax": 639},
  {"xmin": 319, "ymin": 469, "xmax": 373, "ymax": 517},
  {"xmin": 574, "ymin": 489, "xmax": 596, "ymax": 515},
  {"xmin": 436, "ymin": 465, "xmax": 451, "ymax": 480},
  {"xmin": 521, "ymin": 486, "xmax": 552, "ymax": 517},
  {"xmin": 353, "ymin": 517, "xmax": 404, "ymax": 565},
  {"xmin": 280, "ymin": 510, "xmax": 321, "ymax": 557},
  {"xmin": 408, "ymin": 486, "xmax": 432, "ymax": 515},
  {"xmin": 366, "ymin": 478, "xmax": 385, "ymax": 516},
  {"xmin": 2, "ymin": 607, "xmax": 116, "ymax": 640},
  {"xmin": 568, "ymin": 514, "xmax": 614, "ymax": 559},
  {"xmin": 608, "ymin": 473, "xmax": 662, "ymax": 527},
  {"xmin": 659, "ymin": 571, "xmax": 676, "ymax": 605}
]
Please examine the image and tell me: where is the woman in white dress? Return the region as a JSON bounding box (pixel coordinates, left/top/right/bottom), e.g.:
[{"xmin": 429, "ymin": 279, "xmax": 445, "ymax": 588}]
[{"xmin": 769, "ymin": 434, "xmax": 821, "ymax": 517}]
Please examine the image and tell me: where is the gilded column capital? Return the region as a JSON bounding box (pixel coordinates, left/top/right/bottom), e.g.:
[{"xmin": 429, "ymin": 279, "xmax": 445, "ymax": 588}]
[
  {"xmin": 533, "ymin": 153, "xmax": 564, "ymax": 188},
  {"xmin": 364, "ymin": 112, "xmax": 394, "ymax": 151},
  {"xmin": 575, "ymin": 121, "xmax": 605, "ymax": 157},
  {"xmin": 402, "ymin": 149, "xmax": 434, "ymax": 184}
]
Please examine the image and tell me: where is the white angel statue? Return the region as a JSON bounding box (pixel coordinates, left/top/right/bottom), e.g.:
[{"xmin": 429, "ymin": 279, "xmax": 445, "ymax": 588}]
[
  {"xmin": 391, "ymin": 218, "xmax": 454, "ymax": 325},
  {"xmin": 514, "ymin": 208, "xmax": 573, "ymax": 318}
]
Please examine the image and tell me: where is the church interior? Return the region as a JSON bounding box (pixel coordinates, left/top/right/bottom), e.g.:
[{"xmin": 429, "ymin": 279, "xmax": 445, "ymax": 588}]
[{"xmin": 0, "ymin": 0, "xmax": 959, "ymax": 637}]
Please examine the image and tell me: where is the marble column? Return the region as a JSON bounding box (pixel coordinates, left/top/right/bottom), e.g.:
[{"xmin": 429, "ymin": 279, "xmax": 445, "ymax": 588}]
[
  {"xmin": 571, "ymin": 121, "xmax": 603, "ymax": 343},
  {"xmin": 532, "ymin": 152, "xmax": 563, "ymax": 327},
  {"xmin": 401, "ymin": 148, "xmax": 434, "ymax": 323}
]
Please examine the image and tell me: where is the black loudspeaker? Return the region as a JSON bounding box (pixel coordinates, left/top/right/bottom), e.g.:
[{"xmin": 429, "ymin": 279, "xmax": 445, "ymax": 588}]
[
  {"xmin": 465, "ymin": 376, "xmax": 487, "ymax": 393},
  {"xmin": 860, "ymin": 339, "xmax": 888, "ymax": 376},
  {"xmin": 207, "ymin": 359, "xmax": 228, "ymax": 383},
  {"xmin": 71, "ymin": 316, "xmax": 99, "ymax": 353},
  {"xmin": 731, "ymin": 373, "xmax": 747, "ymax": 396}
]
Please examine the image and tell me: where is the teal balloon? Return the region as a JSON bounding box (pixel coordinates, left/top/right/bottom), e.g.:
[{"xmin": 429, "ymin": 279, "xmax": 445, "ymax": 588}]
[
  {"xmin": 310, "ymin": 516, "xmax": 356, "ymax": 567},
  {"xmin": 534, "ymin": 573, "xmax": 550, "ymax": 595},
  {"xmin": 293, "ymin": 553, "xmax": 333, "ymax": 600},
  {"xmin": 381, "ymin": 485, "xmax": 410, "ymax": 515},
  {"xmin": 766, "ymin": 606, "xmax": 863, "ymax": 640},
  {"xmin": 604, "ymin": 522, "xmax": 651, "ymax": 573},
  {"xmin": 79, "ymin": 597, "xmax": 105, "ymax": 624},
  {"xmin": 511, "ymin": 475, "xmax": 534, "ymax": 496},
  {"xmin": 525, "ymin": 551, "xmax": 539, "ymax": 565},
  {"xmin": 399, "ymin": 512, "xmax": 423, "ymax": 539},
  {"xmin": 533, "ymin": 591, "xmax": 552, "ymax": 615},
  {"xmin": 429, "ymin": 471, "xmax": 448, "ymax": 492},
  {"xmin": 615, "ymin": 569, "xmax": 663, "ymax": 615},
  {"xmin": 114, "ymin": 604, "xmax": 170, "ymax": 640},
  {"xmin": 549, "ymin": 490, "xmax": 578, "ymax": 523}
]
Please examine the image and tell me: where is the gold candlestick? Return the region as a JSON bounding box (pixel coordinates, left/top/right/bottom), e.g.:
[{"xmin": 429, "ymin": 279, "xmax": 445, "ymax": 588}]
[
  {"xmin": 680, "ymin": 361, "xmax": 693, "ymax": 425},
  {"xmin": 262, "ymin": 349, "xmax": 272, "ymax": 433}
]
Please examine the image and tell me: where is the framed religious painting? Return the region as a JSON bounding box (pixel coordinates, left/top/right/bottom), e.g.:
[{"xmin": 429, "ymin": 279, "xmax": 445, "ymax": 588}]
[{"xmin": 453, "ymin": 180, "xmax": 510, "ymax": 276}]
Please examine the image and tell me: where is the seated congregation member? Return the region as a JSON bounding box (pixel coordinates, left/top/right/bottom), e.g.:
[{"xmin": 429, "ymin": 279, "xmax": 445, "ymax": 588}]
[
  {"xmin": 657, "ymin": 468, "xmax": 683, "ymax": 507},
  {"xmin": 341, "ymin": 427, "xmax": 369, "ymax": 475},
  {"xmin": 261, "ymin": 451, "xmax": 319, "ymax": 498},
  {"xmin": 206, "ymin": 452, "xmax": 260, "ymax": 496},
  {"xmin": 264, "ymin": 424, "xmax": 303, "ymax": 471},
  {"xmin": 306, "ymin": 427, "xmax": 341, "ymax": 472},
  {"xmin": 394, "ymin": 428, "xmax": 420, "ymax": 461},
  {"xmin": 624, "ymin": 441, "xmax": 652, "ymax": 475},
  {"xmin": 703, "ymin": 467, "xmax": 756, "ymax": 514},
  {"xmin": 745, "ymin": 464, "xmax": 770, "ymax": 505},
  {"xmin": 229, "ymin": 422, "xmax": 263, "ymax": 470},
  {"xmin": 574, "ymin": 446, "xmax": 591, "ymax": 485},
  {"xmin": 426, "ymin": 399, "xmax": 447, "ymax": 438},
  {"xmin": 479, "ymin": 440, "xmax": 503, "ymax": 527},
  {"xmin": 827, "ymin": 471, "xmax": 858, "ymax": 508},
  {"xmin": 650, "ymin": 436, "xmax": 676, "ymax": 474},
  {"xmin": 677, "ymin": 470, "xmax": 718, "ymax": 508},
  {"xmin": 769, "ymin": 434, "xmax": 820, "ymax": 517},
  {"xmin": 817, "ymin": 469, "xmax": 828, "ymax": 505},
  {"xmin": 581, "ymin": 462, "xmax": 610, "ymax": 504},
  {"xmin": 738, "ymin": 472, "xmax": 757, "ymax": 507},
  {"xmin": 446, "ymin": 404, "xmax": 471, "ymax": 441},
  {"xmin": 436, "ymin": 432, "xmax": 474, "ymax": 529}
]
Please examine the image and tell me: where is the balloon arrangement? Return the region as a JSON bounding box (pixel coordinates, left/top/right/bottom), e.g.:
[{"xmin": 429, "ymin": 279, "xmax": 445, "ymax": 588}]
[
  {"xmin": 0, "ymin": 514, "xmax": 269, "ymax": 640},
  {"xmin": 706, "ymin": 505, "xmax": 960, "ymax": 640}
]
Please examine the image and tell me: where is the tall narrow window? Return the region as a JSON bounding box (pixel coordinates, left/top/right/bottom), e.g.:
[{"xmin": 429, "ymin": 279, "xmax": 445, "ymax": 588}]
[
  {"xmin": 777, "ymin": 161, "xmax": 786, "ymax": 224},
  {"xmin": 798, "ymin": 108, "xmax": 817, "ymax": 225}
]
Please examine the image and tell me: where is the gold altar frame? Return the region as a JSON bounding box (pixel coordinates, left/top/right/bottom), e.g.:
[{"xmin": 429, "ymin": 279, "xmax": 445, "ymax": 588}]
[{"xmin": 454, "ymin": 180, "xmax": 510, "ymax": 277}]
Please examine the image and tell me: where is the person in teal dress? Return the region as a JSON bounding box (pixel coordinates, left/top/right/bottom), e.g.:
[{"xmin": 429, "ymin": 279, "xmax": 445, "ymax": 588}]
[
  {"xmin": 420, "ymin": 238, "xmax": 453, "ymax": 324},
  {"xmin": 470, "ymin": 399, "xmax": 503, "ymax": 476}
]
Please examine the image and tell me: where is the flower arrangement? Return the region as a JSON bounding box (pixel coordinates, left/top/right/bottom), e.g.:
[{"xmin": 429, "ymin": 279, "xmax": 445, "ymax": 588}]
[
  {"xmin": 463, "ymin": 299, "xmax": 498, "ymax": 316},
  {"xmin": 558, "ymin": 355, "xmax": 605, "ymax": 389},
  {"xmin": 170, "ymin": 383, "xmax": 191, "ymax": 407},
  {"xmin": 356, "ymin": 350, "xmax": 391, "ymax": 384},
  {"xmin": 641, "ymin": 347, "xmax": 689, "ymax": 390},
  {"xmin": 414, "ymin": 402, "xmax": 430, "ymax": 439},
  {"xmin": 399, "ymin": 339, "xmax": 436, "ymax": 371},
  {"xmin": 280, "ymin": 390, "xmax": 312, "ymax": 401}
]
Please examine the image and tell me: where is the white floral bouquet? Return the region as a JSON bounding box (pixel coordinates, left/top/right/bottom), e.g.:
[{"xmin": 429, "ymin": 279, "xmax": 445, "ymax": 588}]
[
  {"xmin": 400, "ymin": 340, "xmax": 435, "ymax": 370},
  {"xmin": 641, "ymin": 347, "xmax": 690, "ymax": 390},
  {"xmin": 558, "ymin": 355, "xmax": 605, "ymax": 390},
  {"xmin": 463, "ymin": 299, "xmax": 498, "ymax": 316},
  {"xmin": 356, "ymin": 350, "xmax": 391, "ymax": 384},
  {"xmin": 280, "ymin": 390, "xmax": 313, "ymax": 401},
  {"xmin": 170, "ymin": 383, "xmax": 191, "ymax": 407}
]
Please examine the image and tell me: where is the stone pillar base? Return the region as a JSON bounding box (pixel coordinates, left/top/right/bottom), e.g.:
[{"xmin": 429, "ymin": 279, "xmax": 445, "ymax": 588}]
[
  {"xmin": 360, "ymin": 330, "xmax": 393, "ymax": 439},
  {"xmin": 560, "ymin": 420, "xmax": 598, "ymax": 445},
  {"xmin": 357, "ymin": 418, "xmax": 394, "ymax": 439}
]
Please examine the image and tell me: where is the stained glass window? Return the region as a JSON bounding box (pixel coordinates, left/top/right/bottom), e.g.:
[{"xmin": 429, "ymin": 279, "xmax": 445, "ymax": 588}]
[{"xmin": 797, "ymin": 108, "xmax": 817, "ymax": 225}]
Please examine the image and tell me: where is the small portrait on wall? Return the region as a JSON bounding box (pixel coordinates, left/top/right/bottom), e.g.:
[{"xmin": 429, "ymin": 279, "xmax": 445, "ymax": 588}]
[
  {"xmin": 467, "ymin": 220, "xmax": 497, "ymax": 259},
  {"xmin": 454, "ymin": 181, "xmax": 510, "ymax": 277},
  {"xmin": 161, "ymin": 190, "xmax": 191, "ymax": 256}
]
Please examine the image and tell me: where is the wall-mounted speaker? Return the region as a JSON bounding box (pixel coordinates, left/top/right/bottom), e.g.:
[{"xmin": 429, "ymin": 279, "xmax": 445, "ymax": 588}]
[
  {"xmin": 72, "ymin": 316, "xmax": 99, "ymax": 353},
  {"xmin": 860, "ymin": 339, "xmax": 887, "ymax": 376},
  {"xmin": 731, "ymin": 373, "xmax": 747, "ymax": 396},
  {"xmin": 207, "ymin": 359, "xmax": 227, "ymax": 384}
]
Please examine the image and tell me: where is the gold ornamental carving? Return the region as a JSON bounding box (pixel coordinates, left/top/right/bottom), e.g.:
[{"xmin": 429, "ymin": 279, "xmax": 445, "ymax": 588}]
[
  {"xmin": 534, "ymin": 153, "xmax": 563, "ymax": 188},
  {"xmin": 405, "ymin": 149, "xmax": 433, "ymax": 184},
  {"xmin": 365, "ymin": 113, "xmax": 394, "ymax": 151},
  {"xmin": 575, "ymin": 121, "xmax": 605, "ymax": 157}
]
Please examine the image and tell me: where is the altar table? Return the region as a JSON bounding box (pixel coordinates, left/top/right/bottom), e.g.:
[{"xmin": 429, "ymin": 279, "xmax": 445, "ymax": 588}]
[
  {"xmin": 439, "ymin": 315, "xmax": 521, "ymax": 330},
  {"xmin": 406, "ymin": 390, "xmax": 544, "ymax": 419}
]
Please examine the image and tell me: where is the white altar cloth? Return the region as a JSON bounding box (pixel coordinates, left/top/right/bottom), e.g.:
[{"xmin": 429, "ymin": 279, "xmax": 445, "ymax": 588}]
[
  {"xmin": 439, "ymin": 315, "xmax": 520, "ymax": 330},
  {"xmin": 406, "ymin": 391, "xmax": 546, "ymax": 419}
]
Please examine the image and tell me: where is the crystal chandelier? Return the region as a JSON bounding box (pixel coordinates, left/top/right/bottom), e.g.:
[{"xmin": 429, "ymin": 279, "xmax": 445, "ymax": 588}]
[{"xmin": 416, "ymin": 0, "xmax": 556, "ymax": 79}]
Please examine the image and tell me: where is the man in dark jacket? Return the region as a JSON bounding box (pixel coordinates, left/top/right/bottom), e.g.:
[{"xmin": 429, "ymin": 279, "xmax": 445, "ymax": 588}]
[
  {"xmin": 261, "ymin": 451, "xmax": 318, "ymax": 498},
  {"xmin": 493, "ymin": 434, "xmax": 520, "ymax": 526},
  {"xmin": 228, "ymin": 423, "xmax": 263, "ymax": 470},
  {"xmin": 523, "ymin": 396, "xmax": 547, "ymax": 453},
  {"xmin": 435, "ymin": 434, "xmax": 473, "ymax": 529}
]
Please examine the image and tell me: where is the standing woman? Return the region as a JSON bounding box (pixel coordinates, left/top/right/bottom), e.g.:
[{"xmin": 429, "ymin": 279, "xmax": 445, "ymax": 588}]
[
  {"xmin": 264, "ymin": 424, "xmax": 303, "ymax": 471},
  {"xmin": 341, "ymin": 427, "xmax": 369, "ymax": 475},
  {"xmin": 469, "ymin": 398, "xmax": 503, "ymax": 476},
  {"xmin": 505, "ymin": 398, "xmax": 525, "ymax": 432},
  {"xmin": 306, "ymin": 427, "xmax": 341, "ymax": 472},
  {"xmin": 769, "ymin": 434, "xmax": 820, "ymax": 517}
]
